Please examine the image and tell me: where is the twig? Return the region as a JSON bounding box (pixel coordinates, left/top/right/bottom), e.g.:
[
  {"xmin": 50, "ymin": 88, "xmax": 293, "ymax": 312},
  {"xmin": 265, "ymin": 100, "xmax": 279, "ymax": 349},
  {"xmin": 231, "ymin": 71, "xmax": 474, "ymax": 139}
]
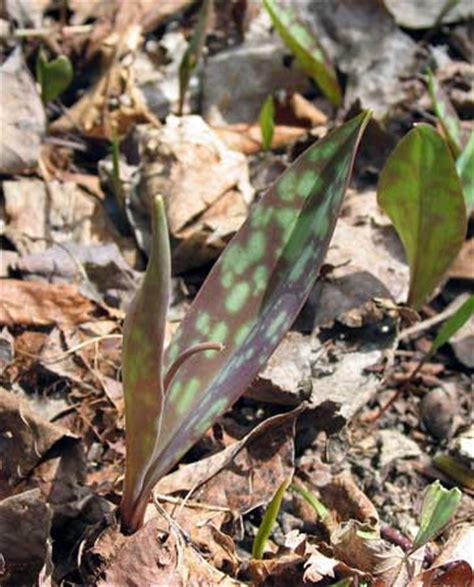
[
  {"xmin": 399, "ymin": 294, "xmax": 469, "ymax": 341},
  {"xmin": 0, "ymin": 24, "xmax": 93, "ymax": 40},
  {"xmin": 16, "ymin": 334, "xmax": 122, "ymax": 364}
]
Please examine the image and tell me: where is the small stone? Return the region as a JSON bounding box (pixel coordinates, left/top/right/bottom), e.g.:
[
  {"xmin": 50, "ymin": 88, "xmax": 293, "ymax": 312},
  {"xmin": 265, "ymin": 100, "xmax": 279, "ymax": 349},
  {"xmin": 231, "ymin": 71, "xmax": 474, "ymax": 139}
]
[
  {"xmin": 420, "ymin": 387, "xmax": 456, "ymax": 440},
  {"xmin": 378, "ymin": 430, "xmax": 422, "ymax": 468}
]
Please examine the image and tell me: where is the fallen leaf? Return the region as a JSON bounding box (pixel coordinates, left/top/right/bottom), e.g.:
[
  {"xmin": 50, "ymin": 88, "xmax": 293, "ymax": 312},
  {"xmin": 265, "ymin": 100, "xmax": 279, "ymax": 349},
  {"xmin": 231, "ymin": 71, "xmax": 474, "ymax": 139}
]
[
  {"xmin": 213, "ymin": 123, "xmax": 308, "ymax": 154},
  {"xmin": 0, "ymin": 280, "xmax": 96, "ymax": 327},
  {"xmin": 0, "ymin": 490, "xmax": 52, "ymax": 587},
  {"xmin": 127, "ymin": 116, "xmax": 253, "ymax": 271},
  {"xmin": 86, "ymin": 517, "xmax": 242, "ymax": 587},
  {"xmin": 0, "ymin": 387, "xmax": 74, "ymax": 497},
  {"xmin": 2, "ymin": 178, "xmax": 123, "ymax": 256},
  {"xmin": 50, "ymin": 24, "xmax": 158, "ymax": 139},
  {"xmin": 409, "ymin": 524, "xmax": 473, "ymax": 586},
  {"xmin": 156, "ymin": 407, "xmax": 303, "ymax": 515},
  {"xmin": 0, "ymin": 48, "xmax": 46, "ymax": 174},
  {"xmin": 14, "ymin": 242, "xmax": 139, "ymax": 311},
  {"xmin": 319, "ymin": 473, "xmax": 379, "ymax": 527}
]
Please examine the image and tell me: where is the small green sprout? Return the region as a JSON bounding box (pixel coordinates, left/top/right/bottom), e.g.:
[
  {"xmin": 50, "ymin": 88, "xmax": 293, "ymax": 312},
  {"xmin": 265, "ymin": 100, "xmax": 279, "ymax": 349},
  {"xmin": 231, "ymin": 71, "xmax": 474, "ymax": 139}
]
[
  {"xmin": 36, "ymin": 50, "xmax": 73, "ymax": 104},
  {"xmin": 259, "ymin": 95, "xmax": 275, "ymax": 152}
]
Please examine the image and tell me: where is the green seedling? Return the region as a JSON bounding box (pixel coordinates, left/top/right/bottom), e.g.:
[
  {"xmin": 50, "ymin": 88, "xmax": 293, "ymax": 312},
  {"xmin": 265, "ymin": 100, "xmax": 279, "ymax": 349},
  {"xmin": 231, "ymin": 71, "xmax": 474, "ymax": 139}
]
[
  {"xmin": 411, "ymin": 480, "xmax": 461, "ymax": 552},
  {"xmin": 456, "ymin": 132, "xmax": 474, "ymax": 214},
  {"xmin": 378, "ymin": 124, "xmax": 466, "ymax": 311},
  {"xmin": 178, "ymin": 0, "xmax": 212, "ymax": 115},
  {"xmin": 119, "ymin": 112, "xmax": 370, "ymax": 534},
  {"xmin": 251, "ymin": 481, "xmax": 330, "ymax": 559},
  {"xmin": 252, "ymin": 478, "xmax": 291, "ymax": 559},
  {"xmin": 36, "ymin": 50, "xmax": 73, "ymax": 104},
  {"xmin": 428, "ymin": 71, "xmax": 473, "ymax": 213},
  {"xmin": 428, "ymin": 69, "xmax": 462, "ymax": 158},
  {"xmin": 259, "ymin": 95, "xmax": 275, "ymax": 151},
  {"xmin": 264, "ymin": 0, "xmax": 341, "ymax": 106},
  {"xmin": 430, "ymin": 295, "xmax": 474, "ymax": 355},
  {"xmin": 290, "ymin": 482, "xmax": 329, "ymax": 520}
]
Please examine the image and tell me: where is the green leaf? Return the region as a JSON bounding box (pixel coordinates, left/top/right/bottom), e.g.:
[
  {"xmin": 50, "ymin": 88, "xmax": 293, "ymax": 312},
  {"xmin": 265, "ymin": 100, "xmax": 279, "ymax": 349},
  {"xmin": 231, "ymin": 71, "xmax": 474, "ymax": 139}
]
[
  {"xmin": 259, "ymin": 95, "xmax": 275, "ymax": 151},
  {"xmin": 378, "ymin": 124, "xmax": 467, "ymax": 310},
  {"xmin": 263, "ymin": 0, "xmax": 341, "ymax": 106},
  {"xmin": 456, "ymin": 132, "xmax": 474, "ymax": 214},
  {"xmin": 252, "ymin": 478, "xmax": 291, "ymax": 559},
  {"xmin": 120, "ymin": 195, "xmax": 172, "ymax": 533},
  {"xmin": 178, "ymin": 0, "xmax": 212, "ymax": 115},
  {"xmin": 412, "ymin": 480, "xmax": 461, "ymax": 551},
  {"xmin": 428, "ymin": 69, "xmax": 462, "ymax": 158},
  {"xmin": 138, "ymin": 112, "xmax": 370, "ymax": 511},
  {"xmin": 36, "ymin": 51, "xmax": 73, "ymax": 104},
  {"xmin": 430, "ymin": 295, "xmax": 474, "ymax": 355}
]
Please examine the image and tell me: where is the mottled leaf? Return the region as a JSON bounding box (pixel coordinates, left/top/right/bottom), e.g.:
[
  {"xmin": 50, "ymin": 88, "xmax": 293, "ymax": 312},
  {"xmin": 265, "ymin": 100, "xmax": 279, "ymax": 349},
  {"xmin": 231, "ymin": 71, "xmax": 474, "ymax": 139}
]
[
  {"xmin": 431, "ymin": 294, "xmax": 474, "ymax": 355},
  {"xmin": 36, "ymin": 51, "xmax": 73, "ymax": 104},
  {"xmin": 259, "ymin": 95, "xmax": 275, "ymax": 151},
  {"xmin": 178, "ymin": 0, "xmax": 212, "ymax": 115},
  {"xmin": 456, "ymin": 132, "xmax": 474, "ymax": 214},
  {"xmin": 412, "ymin": 480, "xmax": 461, "ymax": 551},
  {"xmin": 428, "ymin": 69, "xmax": 462, "ymax": 158},
  {"xmin": 264, "ymin": 0, "xmax": 341, "ymax": 106},
  {"xmin": 378, "ymin": 124, "xmax": 466, "ymax": 310},
  {"xmin": 120, "ymin": 196, "xmax": 171, "ymax": 532},
  {"xmin": 252, "ymin": 477, "xmax": 291, "ymax": 559},
  {"xmin": 138, "ymin": 112, "xmax": 370, "ymax": 504}
]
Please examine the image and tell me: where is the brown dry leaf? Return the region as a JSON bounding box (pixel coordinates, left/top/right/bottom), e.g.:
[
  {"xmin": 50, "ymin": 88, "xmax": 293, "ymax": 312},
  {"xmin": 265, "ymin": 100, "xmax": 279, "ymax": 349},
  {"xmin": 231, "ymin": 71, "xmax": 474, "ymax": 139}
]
[
  {"xmin": 303, "ymin": 548, "xmax": 339, "ymax": 583},
  {"xmin": 129, "ymin": 116, "xmax": 253, "ymax": 271},
  {"xmin": 0, "ymin": 280, "xmax": 96, "ymax": 327},
  {"xmin": 90, "ymin": 517, "xmax": 242, "ymax": 587},
  {"xmin": 319, "ymin": 472, "xmax": 380, "ymax": 526},
  {"xmin": 249, "ymin": 553, "xmax": 304, "ymax": 586},
  {"xmin": 50, "ymin": 24, "xmax": 158, "ymax": 140},
  {"xmin": 409, "ymin": 525, "xmax": 474, "ymax": 587},
  {"xmin": 331, "ymin": 520, "xmax": 404, "ymax": 575},
  {"xmin": 0, "ymin": 48, "xmax": 46, "ymax": 175},
  {"xmin": 0, "ymin": 387, "xmax": 74, "ymax": 497},
  {"xmin": 213, "ymin": 123, "xmax": 308, "ymax": 155},
  {"xmin": 2, "ymin": 178, "xmax": 122, "ymax": 256},
  {"xmin": 69, "ymin": 0, "xmax": 192, "ymax": 32},
  {"xmin": 255, "ymin": 92, "xmax": 328, "ymax": 132},
  {"xmin": 0, "ymin": 489, "xmax": 52, "ymax": 587},
  {"xmin": 156, "ymin": 406, "xmax": 304, "ymax": 514}
]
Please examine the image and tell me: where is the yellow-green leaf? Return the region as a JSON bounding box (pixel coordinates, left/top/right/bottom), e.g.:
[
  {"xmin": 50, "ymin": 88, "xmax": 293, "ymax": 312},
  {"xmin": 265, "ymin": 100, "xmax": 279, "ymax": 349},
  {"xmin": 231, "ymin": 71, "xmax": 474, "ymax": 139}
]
[
  {"xmin": 264, "ymin": 0, "xmax": 341, "ymax": 106},
  {"xmin": 412, "ymin": 480, "xmax": 461, "ymax": 551},
  {"xmin": 259, "ymin": 95, "xmax": 275, "ymax": 151},
  {"xmin": 36, "ymin": 51, "xmax": 73, "ymax": 104},
  {"xmin": 252, "ymin": 478, "xmax": 291, "ymax": 559}
]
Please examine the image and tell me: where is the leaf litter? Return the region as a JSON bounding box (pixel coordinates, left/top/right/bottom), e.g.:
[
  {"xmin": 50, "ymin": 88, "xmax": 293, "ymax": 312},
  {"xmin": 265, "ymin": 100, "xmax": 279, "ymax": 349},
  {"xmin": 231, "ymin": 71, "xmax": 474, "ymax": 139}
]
[{"xmin": 0, "ymin": 0, "xmax": 472, "ymax": 585}]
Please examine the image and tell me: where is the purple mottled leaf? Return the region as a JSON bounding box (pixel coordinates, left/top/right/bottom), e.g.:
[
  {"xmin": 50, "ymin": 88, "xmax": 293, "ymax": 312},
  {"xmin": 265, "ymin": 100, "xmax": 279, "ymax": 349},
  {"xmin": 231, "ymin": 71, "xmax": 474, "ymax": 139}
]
[
  {"xmin": 137, "ymin": 112, "xmax": 370, "ymax": 501},
  {"xmin": 120, "ymin": 196, "xmax": 171, "ymax": 532}
]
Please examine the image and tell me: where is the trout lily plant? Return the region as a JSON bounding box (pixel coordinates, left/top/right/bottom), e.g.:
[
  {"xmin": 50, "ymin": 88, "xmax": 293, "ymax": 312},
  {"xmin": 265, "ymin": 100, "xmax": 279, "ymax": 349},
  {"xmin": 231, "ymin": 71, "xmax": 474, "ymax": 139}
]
[{"xmin": 120, "ymin": 112, "xmax": 371, "ymax": 534}]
